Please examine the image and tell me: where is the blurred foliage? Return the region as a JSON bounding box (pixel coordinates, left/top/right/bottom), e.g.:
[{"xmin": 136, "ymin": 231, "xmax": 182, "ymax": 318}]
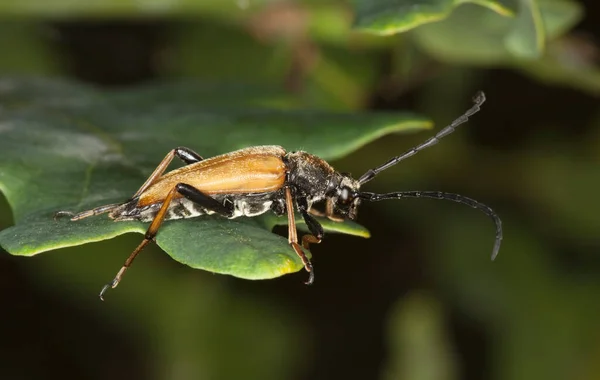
[
  {"xmin": 353, "ymin": 0, "xmax": 516, "ymax": 35},
  {"xmin": 383, "ymin": 293, "xmax": 458, "ymax": 380},
  {"xmin": 0, "ymin": 0, "xmax": 599, "ymax": 380}
]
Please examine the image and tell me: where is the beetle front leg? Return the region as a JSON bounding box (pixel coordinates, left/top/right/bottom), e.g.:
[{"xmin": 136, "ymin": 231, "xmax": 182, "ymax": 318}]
[
  {"xmin": 325, "ymin": 198, "xmax": 344, "ymax": 222},
  {"xmin": 297, "ymin": 197, "xmax": 324, "ymax": 250}
]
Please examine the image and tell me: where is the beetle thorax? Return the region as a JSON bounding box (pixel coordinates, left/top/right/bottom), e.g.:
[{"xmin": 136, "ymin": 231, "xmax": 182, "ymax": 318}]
[
  {"xmin": 285, "ymin": 151, "xmax": 338, "ymax": 202},
  {"xmin": 284, "ymin": 151, "xmax": 362, "ymax": 218}
]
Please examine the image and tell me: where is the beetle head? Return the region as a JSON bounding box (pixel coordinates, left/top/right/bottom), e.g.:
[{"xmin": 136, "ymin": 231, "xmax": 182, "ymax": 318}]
[{"xmin": 329, "ymin": 174, "xmax": 361, "ymax": 220}]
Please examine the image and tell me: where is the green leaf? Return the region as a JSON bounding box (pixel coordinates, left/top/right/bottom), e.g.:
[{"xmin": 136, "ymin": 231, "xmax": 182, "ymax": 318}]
[
  {"xmin": 261, "ymin": 212, "xmax": 371, "ymax": 238},
  {"xmin": 352, "ymin": 0, "xmax": 515, "ymax": 35},
  {"xmin": 0, "ymin": 78, "xmax": 429, "ymax": 280}
]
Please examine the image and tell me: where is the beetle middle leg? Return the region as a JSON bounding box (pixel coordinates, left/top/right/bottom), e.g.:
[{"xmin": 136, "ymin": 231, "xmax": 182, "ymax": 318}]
[
  {"xmin": 285, "ymin": 187, "xmax": 315, "ymax": 285},
  {"xmin": 99, "ymin": 183, "xmax": 233, "ymax": 300}
]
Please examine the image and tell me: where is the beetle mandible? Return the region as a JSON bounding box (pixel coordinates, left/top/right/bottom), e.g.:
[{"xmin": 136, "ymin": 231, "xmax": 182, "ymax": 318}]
[{"xmin": 56, "ymin": 91, "xmax": 502, "ymax": 300}]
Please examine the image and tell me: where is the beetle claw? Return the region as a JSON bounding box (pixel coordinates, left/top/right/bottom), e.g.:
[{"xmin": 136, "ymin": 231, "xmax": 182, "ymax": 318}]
[
  {"xmin": 99, "ymin": 284, "xmax": 110, "ymax": 301},
  {"xmin": 304, "ymin": 266, "xmax": 314, "ymax": 285},
  {"xmin": 99, "ymin": 277, "xmax": 120, "ymax": 301},
  {"xmin": 53, "ymin": 210, "xmax": 74, "ymax": 221}
]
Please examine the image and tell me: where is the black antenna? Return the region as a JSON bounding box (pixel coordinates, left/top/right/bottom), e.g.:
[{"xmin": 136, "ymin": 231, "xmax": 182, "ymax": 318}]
[
  {"xmin": 358, "ymin": 191, "xmax": 502, "ymax": 260},
  {"xmin": 359, "ymin": 91, "xmax": 486, "ymax": 185}
]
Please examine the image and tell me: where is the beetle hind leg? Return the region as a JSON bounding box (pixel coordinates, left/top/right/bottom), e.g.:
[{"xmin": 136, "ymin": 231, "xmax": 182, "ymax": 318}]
[
  {"xmin": 99, "ymin": 183, "xmax": 234, "ymax": 301},
  {"xmin": 99, "ymin": 237, "xmax": 152, "ymax": 300},
  {"xmin": 54, "ymin": 203, "xmax": 122, "ymax": 221},
  {"xmin": 132, "ymin": 147, "xmax": 204, "ymax": 199}
]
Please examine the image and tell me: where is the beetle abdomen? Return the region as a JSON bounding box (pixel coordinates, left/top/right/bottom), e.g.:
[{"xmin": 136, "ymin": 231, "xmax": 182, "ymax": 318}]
[{"xmin": 110, "ymin": 194, "xmax": 276, "ymax": 222}]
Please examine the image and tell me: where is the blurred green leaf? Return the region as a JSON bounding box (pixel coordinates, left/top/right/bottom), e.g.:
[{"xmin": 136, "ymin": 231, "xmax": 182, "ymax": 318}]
[
  {"xmin": 412, "ymin": 1, "xmax": 582, "ymax": 63},
  {"xmin": 0, "ymin": 0, "xmax": 264, "ymax": 17},
  {"xmin": 170, "ymin": 18, "xmax": 386, "ymax": 110},
  {"xmin": 525, "ymin": 149, "xmax": 600, "ymax": 240},
  {"xmin": 431, "ymin": 212, "xmax": 600, "ymax": 380},
  {"xmin": 504, "ymin": 0, "xmax": 545, "ymax": 58},
  {"xmin": 0, "ymin": 78, "xmax": 429, "ymax": 280},
  {"xmin": 383, "ymin": 292, "xmax": 458, "ymax": 380},
  {"xmin": 538, "ymin": 0, "xmax": 584, "ymax": 39},
  {"xmin": 515, "ymin": 36, "xmax": 600, "ymax": 95},
  {"xmin": 352, "ymin": 0, "xmax": 515, "ymax": 35},
  {"xmin": 171, "ymin": 21, "xmax": 288, "ymax": 86},
  {"xmin": 0, "ymin": 22, "xmax": 60, "ymax": 75},
  {"xmin": 411, "ymin": 1, "xmax": 597, "ymax": 93},
  {"xmin": 109, "ymin": 80, "xmax": 296, "ymax": 108}
]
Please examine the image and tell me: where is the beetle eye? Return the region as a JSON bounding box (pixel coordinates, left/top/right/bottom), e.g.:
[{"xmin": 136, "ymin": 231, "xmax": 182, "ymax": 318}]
[{"xmin": 340, "ymin": 187, "xmax": 351, "ymax": 203}]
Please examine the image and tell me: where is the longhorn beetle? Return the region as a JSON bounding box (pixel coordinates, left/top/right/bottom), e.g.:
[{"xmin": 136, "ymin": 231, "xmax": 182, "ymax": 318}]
[{"xmin": 55, "ymin": 91, "xmax": 502, "ymax": 300}]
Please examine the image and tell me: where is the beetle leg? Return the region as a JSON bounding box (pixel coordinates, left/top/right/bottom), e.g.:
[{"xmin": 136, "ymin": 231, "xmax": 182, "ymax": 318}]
[
  {"xmin": 300, "ymin": 211, "xmax": 323, "ymax": 247},
  {"xmin": 100, "ymin": 185, "xmax": 179, "ymax": 300},
  {"xmin": 297, "ymin": 198, "xmax": 324, "ymax": 251},
  {"xmin": 270, "ymin": 197, "xmax": 286, "ymax": 216},
  {"xmin": 133, "ymin": 147, "xmax": 204, "ymax": 198},
  {"xmin": 308, "ymin": 208, "xmax": 326, "ymax": 217},
  {"xmin": 55, "ymin": 147, "xmax": 204, "ymax": 222},
  {"xmin": 176, "ymin": 183, "xmax": 235, "ymax": 217},
  {"xmin": 100, "ymin": 183, "xmax": 233, "ymax": 300},
  {"xmin": 285, "ymin": 187, "xmax": 314, "ymax": 285},
  {"xmin": 325, "ymin": 198, "xmax": 344, "ymax": 222},
  {"xmin": 54, "ymin": 203, "xmax": 122, "ymax": 221}
]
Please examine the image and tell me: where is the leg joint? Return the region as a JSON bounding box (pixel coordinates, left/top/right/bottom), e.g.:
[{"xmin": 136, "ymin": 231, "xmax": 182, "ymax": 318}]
[{"xmin": 174, "ymin": 147, "xmax": 203, "ymax": 164}]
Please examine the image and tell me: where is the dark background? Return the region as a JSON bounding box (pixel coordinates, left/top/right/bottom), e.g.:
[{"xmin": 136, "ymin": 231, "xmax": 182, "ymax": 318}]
[{"xmin": 1, "ymin": 1, "xmax": 599, "ymax": 380}]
